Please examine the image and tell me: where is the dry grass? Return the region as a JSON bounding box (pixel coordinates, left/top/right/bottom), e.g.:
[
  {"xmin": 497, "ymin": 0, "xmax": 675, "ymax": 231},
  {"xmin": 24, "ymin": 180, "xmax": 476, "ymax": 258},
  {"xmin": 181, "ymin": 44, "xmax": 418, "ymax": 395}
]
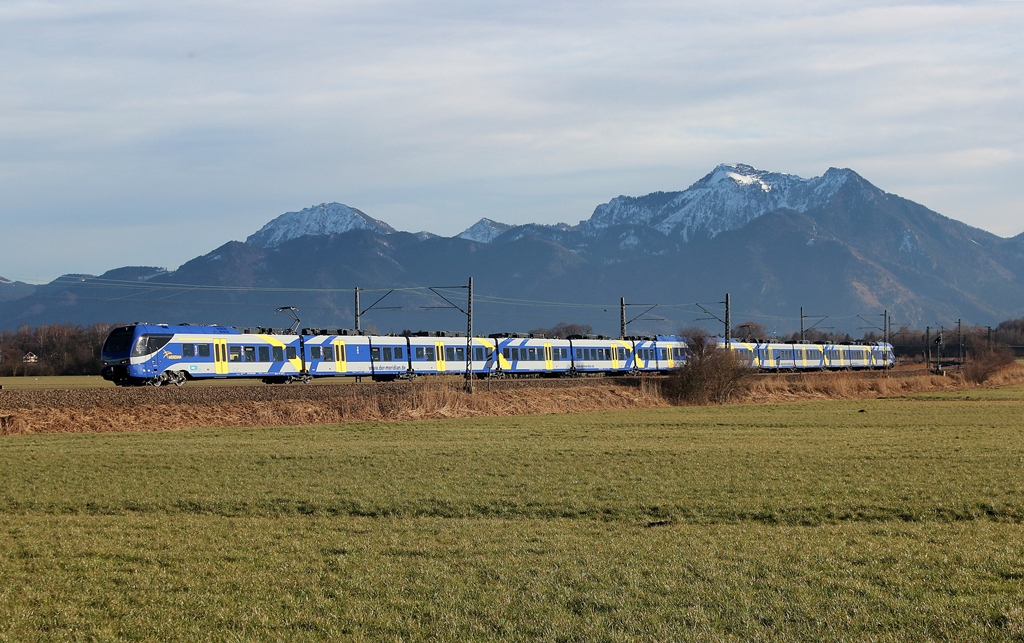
[
  {"xmin": 5, "ymin": 363, "xmax": 1024, "ymax": 436},
  {"xmin": 740, "ymin": 362, "xmax": 1024, "ymax": 403},
  {"xmin": 0, "ymin": 377, "xmax": 666, "ymax": 435}
]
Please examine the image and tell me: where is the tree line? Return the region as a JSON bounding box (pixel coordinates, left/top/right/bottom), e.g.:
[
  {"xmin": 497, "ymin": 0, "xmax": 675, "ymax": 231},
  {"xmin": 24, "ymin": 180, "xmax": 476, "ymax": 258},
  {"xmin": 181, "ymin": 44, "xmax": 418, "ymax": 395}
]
[{"xmin": 0, "ymin": 323, "xmax": 112, "ymax": 376}]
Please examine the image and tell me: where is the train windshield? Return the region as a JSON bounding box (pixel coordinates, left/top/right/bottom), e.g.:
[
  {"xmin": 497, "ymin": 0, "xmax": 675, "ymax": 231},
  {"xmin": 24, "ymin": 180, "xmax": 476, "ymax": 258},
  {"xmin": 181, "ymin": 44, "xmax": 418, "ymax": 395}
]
[
  {"xmin": 102, "ymin": 327, "xmax": 136, "ymax": 354},
  {"xmin": 131, "ymin": 334, "xmax": 174, "ymax": 357}
]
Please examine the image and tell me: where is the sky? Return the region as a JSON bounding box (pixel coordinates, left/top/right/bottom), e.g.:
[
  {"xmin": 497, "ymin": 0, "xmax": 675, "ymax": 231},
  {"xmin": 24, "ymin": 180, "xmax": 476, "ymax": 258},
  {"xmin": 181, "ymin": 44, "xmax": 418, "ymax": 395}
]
[{"xmin": 1, "ymin": 0, "xmax": 1022, "ymax": 283}]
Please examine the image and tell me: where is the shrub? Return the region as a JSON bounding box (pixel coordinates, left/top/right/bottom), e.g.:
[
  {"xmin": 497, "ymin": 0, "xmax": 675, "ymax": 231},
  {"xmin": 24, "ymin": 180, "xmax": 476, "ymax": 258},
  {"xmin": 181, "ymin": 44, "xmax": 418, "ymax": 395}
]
[
  {"xmin": 662, "ymin": 332, "xmax": 752, "ymax": 405},
  {"xmin": 962, "ymin": 345, "xmax": 1016, "ymax": 384}
]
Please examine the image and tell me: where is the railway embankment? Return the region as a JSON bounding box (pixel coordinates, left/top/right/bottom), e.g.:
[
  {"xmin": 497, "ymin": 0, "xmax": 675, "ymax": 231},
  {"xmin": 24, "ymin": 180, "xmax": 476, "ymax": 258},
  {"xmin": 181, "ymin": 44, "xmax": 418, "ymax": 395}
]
[{"xmin": 2, "ymin": 366, "xmax": 1023, "ymax": 435}]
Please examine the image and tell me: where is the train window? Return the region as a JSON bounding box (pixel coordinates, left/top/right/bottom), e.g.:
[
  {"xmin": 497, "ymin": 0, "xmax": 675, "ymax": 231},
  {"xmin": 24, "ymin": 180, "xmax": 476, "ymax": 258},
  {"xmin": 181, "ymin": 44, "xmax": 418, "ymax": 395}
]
[
  {"xmin": 383, "ymin": 347, "xmax": 392, "ymax": 361},
  {"xmin": 370, "ymin": 347, "xmax": 379, "ymax": 361},
  {"xmin": 229, "ymin": 346, "xmax": 242, "ymax": 362},
  {"xmin": 103, "ymin": 327, "xmax": 136, "ymax": 354},
  {"xmin": 258, "ymin": 346, "xmax": 270, "ymax": 362},
  {"xmin": 323, "ymin": 346, "xmax": 334, "ymax": 362},
  {"xmin": 474, "ymin": 347, "xmax": 485, "ymax": 361},
  {"xmin": 525, "ymin": 347, "xmax": 535, "ymax": 361},
  {"xmin": 509, "ymin": 348, "xmax": 517, "ymax": 361},
  {"xmin": 273, "ymin": 346, "xmax": 284, "ymax": 362},
  {"xmin": 310, "ymin": 346, "xmax": 321, "ymax": 360},
  {"xmin": 182, "ymin": 344, "xmax": 195, "ymax": 358},
  {"xmin": 394, "ymin": 347, "xmax": 404, "ymax": 360},
  {"xmin": 415, "ymin": 347, "xmax": 425, "ymax": 360},
  {"xmin": 445, "ymin": 347, "xmax": 455, "ymax": 362},
  {"xmin": 244, "ymin": 346, "xmax": 256, "ymax": 362},
  {"xmin": 286, "ymin": 346, "xmax": 296, "ymax": 360},
  {"xmin": 425, "ymin": 347, "xmax": 435, "ymax": 361},
  {"xmin": 198, "ymin": 344, "xmax": 211, "ymax": 358},
  {"xmin": 575, "ymin": 348, "xmax": 581, "ymax": 359},
  {"xmin": 131, "ymin": 334, "xmax": 174, "ymax": 357},
  {"xmin": 454, "ymin": 347, "xmax": 465, "ymax": 361}
]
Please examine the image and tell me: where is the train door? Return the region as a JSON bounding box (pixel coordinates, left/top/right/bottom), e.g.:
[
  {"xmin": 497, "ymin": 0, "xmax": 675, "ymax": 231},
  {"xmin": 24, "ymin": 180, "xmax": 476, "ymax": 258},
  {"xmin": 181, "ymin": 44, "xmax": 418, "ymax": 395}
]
[
  {"xmin": 435, "ymin": 341, "xmax": 446, "ymax": 372},
  {"xmin": 544, "ymin": 343, "xmax": 553, "ymax": 371},
  {"xmin": 334, "ymin": 340, "xmax": 346, "ymax": 374},
  {"xmin": 214, "ymin": 339, "xmax": 228, "ymax": 375}
]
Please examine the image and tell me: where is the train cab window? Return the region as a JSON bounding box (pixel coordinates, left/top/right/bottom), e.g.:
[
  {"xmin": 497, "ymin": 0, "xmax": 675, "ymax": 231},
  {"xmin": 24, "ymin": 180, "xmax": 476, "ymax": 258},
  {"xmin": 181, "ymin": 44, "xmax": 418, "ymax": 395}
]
[
  {"xmin": 131, "ymin": 334, "xmax": 174, "ymax": 357},
  {"xmin": 323, "ymin": 346, "xmax": 334, "ymax": 362},
  {"xmin": 310, "ymin": 346, "xmax": 321, "ymax": 360},
  {"xmin": 198, "ymin": 344, "xmax": 211, "ymax": 358},
  {"xmin": 258, "ymin": 346, "xmax": 270, "ymax": 362},
  {"xmin": 229, "ymin": 346, "xmax": 242, "ymax": 362},
  {"xmin": 272, "ymin": 347, "xmax": 284, "ymax": 362},
  {"xmin": 182, "ymin": 344, "xmax": 195, "ymax": 358},
  {"xmin": 244, "ymin": 346, "xmax": 256, "ymax": 362},
  {"xmin": 286, "ymin": 346, "xmax": 297, "ymax": 360}
]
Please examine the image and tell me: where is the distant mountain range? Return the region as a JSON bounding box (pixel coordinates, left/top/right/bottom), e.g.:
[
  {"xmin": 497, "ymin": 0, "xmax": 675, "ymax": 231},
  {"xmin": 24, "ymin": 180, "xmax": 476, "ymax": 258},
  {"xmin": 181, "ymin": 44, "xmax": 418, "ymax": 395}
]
[{"xmin": 2, "ymin": 163, "xmax": 1023, "ymax": 335}]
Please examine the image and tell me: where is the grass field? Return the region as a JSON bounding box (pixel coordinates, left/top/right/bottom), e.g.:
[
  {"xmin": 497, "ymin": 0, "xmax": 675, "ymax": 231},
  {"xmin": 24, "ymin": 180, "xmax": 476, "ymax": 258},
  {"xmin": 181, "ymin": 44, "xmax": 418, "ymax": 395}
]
[{"xmin": 2, "ymin": 387, "xmax": 1023, "ymax": 640}]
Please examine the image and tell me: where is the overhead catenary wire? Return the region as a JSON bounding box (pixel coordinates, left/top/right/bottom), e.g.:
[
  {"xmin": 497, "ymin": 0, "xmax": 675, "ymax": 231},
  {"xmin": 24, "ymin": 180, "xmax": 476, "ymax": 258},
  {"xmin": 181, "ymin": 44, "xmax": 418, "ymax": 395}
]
[{"xmin": 13, "ymin": 275, "xmax": 879, "ymax": 332}]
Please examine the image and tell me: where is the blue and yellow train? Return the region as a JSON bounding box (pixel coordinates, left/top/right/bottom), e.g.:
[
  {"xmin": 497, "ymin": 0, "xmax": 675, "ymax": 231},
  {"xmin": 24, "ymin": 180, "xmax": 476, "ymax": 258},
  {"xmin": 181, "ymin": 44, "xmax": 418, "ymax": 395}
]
[{"xmin": 100, "ymin": 322, "xmax": 895, "ymax": 386}]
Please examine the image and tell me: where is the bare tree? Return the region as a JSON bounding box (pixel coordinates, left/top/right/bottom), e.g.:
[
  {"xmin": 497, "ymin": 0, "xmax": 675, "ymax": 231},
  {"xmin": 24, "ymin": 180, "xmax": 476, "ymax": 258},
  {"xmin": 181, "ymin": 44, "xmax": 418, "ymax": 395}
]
[{"xmin": 528, "ymin": 322, "xmax": 593, "ymax": 339}]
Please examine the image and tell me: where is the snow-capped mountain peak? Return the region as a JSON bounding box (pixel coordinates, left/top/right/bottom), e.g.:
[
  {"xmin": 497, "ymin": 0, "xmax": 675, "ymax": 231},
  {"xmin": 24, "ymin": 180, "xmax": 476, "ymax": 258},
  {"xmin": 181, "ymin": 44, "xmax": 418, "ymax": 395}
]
[
  {"xmin": 457, "ymin": 218, "xmax": 512, "ymax": 243},
  {"xmin": 581, "ymin": 163, "xmax": 856, "ymax": 242},
  {"xmin": 246, "ymin": 202, "xmax": 396, "ymax": 248}
]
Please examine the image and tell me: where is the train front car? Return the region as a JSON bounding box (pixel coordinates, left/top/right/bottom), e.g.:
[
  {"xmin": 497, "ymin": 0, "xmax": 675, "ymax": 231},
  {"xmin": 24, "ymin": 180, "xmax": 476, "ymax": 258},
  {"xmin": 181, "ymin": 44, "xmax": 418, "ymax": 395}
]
[
  {"xmin": 100, "ymin": 323, "xmax": 222, "ymax": 386},
  {"xmin": 101, "ymin": 324, "xmax": 305, "ymax": 386},
  {"xmin": 99, "ymin": 325, "xmax": 142, "ymax": 384}
]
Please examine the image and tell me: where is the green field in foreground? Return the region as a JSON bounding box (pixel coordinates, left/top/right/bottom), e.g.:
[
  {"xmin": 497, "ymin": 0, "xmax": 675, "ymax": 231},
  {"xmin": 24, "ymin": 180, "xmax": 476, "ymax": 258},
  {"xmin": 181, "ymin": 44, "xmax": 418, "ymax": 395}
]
[{"xmin": 2, "ymin": 388, "xmax": 1024, "ymax": 640}]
